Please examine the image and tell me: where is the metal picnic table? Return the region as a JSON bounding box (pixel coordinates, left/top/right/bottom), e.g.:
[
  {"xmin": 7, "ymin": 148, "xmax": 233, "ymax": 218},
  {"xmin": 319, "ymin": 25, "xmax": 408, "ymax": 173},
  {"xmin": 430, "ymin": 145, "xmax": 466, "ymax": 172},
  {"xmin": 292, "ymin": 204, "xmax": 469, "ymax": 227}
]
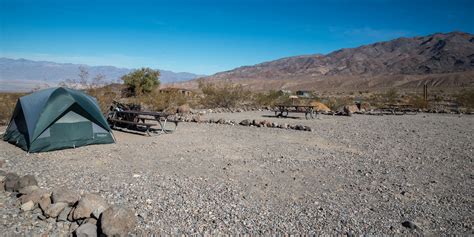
[
  {"xmin": 274, "ymin": 105, "xmax": 318, "ymax": 120},
  {"xmin": 107, "ymin": 110, "xmax": 178, "ymax": 136}
]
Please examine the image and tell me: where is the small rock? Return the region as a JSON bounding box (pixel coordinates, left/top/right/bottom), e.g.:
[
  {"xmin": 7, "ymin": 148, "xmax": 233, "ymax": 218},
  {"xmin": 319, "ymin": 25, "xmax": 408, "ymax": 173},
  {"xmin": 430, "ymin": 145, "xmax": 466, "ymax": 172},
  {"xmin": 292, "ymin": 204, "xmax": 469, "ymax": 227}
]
[
  {"xmin": 20, "ymin": 188, "xmax": 50, "ymax": 205},
  {"xmin": 0, "ymin": 175, "xmax": 5, "ymax": 192},
  {"xmin": 52, "ymin": 188, "xmax": 80, "ymax": 206},
  {"xmin": 58, "ymin": 206, "xmax": 72, "ymax": 222},
  {"xmin": 18, "ymin": 175, "xmax": 38, "ymax": 190},
  {"xmin": 68, "ymin": 207, "xmax": 76, "ymax": 221},
  {"xmin": 39, "ymin": 195, "xmax": 52, "ymax": 212},
  {"xmin": 4, "ymin": 172, "xmax": 20, "ymax": 192},
  {"xmin": 74, "ymin": 193, "xmax": 109, "ymax": 219},
  {"xmin": 19, "ymin": 185, "xmax": 39, "ymax": 195},
  {"xmin": 21, "ymin": 200, "xmax": 35, "ymax": 212},
  {"xmin": 401, "ymin": 220, "xmax": 418, "ymax": 230},
  {"xmin": 239, "ymin": 119, "xmax": 251, "ymax": 126},
  {"xmin": 0, "ymin": 159, "xmax": 5, "ymax": 168},
  {"xmin": 46, "ymin": 202, "xmax": 68, "ymax": 218},
  {"xmin": 85, "ymin": 217, "xmax": 97, "ymax": 225},
  {"xmin": 100, "ymin": 205, "xmax": 136, "ymax": 237},
  {"xmin": 75, "ymin": 223, "xmax": 97, "ymax": 237},
  {"xmin": 176, "ymin": 104, "xmax": 191, "ymax": 114},
  {"xmin": 69, "ymin": 221, "xmax": 79, "ymax": 232}
]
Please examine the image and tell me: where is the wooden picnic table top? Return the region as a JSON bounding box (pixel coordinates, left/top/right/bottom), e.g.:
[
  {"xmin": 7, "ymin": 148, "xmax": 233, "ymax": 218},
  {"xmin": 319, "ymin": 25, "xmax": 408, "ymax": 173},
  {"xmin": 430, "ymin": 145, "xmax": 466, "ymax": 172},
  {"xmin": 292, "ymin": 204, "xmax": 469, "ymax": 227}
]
[
  {"xmin": 275, "ymin": 105, "xmax": 316, "ymax": 108},
  {"xmin": 116, "ymin": 110, "xmax": 170, "ymax": 117}
]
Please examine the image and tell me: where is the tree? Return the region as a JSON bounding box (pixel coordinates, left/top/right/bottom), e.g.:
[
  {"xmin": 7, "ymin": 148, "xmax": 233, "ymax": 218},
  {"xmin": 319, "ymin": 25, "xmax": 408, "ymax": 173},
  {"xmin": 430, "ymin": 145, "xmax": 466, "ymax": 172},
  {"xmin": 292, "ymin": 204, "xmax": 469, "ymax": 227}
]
[{"xmin": 121, "ymin": 68, "xmax": 160, "ymax": 96}]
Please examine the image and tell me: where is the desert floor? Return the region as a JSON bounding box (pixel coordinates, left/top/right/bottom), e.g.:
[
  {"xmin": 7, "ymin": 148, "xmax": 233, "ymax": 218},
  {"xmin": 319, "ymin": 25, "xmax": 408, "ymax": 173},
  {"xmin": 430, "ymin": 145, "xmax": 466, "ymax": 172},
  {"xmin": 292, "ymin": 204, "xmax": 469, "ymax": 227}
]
[{"xmin": 1, "ymin": 111, "xmax": 473, "ymax": 235}]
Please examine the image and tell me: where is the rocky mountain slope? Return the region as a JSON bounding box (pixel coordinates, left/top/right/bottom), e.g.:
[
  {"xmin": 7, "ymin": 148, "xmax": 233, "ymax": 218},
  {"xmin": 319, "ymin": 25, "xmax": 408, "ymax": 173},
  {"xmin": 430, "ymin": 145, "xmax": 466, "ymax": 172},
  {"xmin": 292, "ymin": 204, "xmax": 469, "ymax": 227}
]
[
  {"xmin": 0, "ymin": 58, "xmax": 204, "ymax": 92},
  {"xmin": 191, "ymin": 32, "xmax": 474, "ymax": 91}
]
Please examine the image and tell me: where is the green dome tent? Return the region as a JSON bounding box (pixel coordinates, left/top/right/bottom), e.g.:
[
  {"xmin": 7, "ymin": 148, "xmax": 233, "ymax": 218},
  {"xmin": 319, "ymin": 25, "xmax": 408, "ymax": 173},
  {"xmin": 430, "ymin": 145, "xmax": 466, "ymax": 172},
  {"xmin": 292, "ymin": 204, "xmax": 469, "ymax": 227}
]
[{"xmin": 3, "ymin": 87, "xmax": 115, "ymax": 152}]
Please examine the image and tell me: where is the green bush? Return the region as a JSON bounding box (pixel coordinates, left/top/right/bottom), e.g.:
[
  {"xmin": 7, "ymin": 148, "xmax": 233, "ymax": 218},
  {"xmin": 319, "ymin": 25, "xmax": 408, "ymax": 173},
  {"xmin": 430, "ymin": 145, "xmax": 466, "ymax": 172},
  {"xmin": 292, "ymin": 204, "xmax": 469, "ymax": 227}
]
[{"xmin": 121, "ymin": 68, "xmax": 160, "ymax": 96}]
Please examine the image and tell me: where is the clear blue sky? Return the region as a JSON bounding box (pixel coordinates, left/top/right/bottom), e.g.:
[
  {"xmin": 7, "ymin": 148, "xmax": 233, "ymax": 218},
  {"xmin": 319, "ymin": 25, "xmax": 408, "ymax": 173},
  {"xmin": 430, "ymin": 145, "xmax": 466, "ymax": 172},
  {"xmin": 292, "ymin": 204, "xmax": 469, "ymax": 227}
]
[{"xmin": 1, "ymin": 0, "xmax": 473, "ymax": 75}]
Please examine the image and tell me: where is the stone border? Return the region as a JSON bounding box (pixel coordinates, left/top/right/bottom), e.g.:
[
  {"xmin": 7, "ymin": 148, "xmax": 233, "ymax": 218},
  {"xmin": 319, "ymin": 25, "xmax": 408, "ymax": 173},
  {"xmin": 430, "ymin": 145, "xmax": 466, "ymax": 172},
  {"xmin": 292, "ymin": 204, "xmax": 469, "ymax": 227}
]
[
  {"xmin": 0, "ymin": 167, "xmax": 136, "ymax": 236},
  {"xmin": 170, "ymin": 115, "xmax": 314, "ymax": 132}
]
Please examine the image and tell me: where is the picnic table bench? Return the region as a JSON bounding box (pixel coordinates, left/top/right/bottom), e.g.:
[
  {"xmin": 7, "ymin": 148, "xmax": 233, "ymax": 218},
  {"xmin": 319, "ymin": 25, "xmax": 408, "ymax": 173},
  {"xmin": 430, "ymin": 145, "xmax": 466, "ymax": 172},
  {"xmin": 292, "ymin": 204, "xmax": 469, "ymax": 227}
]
[
  {"xmin": 107, "ymin": 110, "xmax": 179, "ymax": 136},
  {"xmin": 274, "ymin": 105, "xmax": 318, "ymax": 120}
]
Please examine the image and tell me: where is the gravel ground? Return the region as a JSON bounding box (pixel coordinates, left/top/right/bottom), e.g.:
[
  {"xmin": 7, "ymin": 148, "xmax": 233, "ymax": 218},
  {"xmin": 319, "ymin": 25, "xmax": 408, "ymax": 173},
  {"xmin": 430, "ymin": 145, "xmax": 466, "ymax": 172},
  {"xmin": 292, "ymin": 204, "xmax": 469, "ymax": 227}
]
[{"xmin": 0, "ymin": 112, "xmax": 473, "ymax": 235}]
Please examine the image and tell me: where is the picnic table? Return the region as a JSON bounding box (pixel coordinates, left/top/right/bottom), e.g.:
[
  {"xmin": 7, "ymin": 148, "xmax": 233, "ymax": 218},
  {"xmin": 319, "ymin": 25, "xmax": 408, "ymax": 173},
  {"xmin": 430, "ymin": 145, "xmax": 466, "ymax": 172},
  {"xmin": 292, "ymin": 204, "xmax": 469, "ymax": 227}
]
[
  {"xmin": 274, "ymin": 105, "xmax": 318, "ymax": 119},
  {"xmin": 107, "ymin": 110, "xmax": 178, "ymax": 136}
]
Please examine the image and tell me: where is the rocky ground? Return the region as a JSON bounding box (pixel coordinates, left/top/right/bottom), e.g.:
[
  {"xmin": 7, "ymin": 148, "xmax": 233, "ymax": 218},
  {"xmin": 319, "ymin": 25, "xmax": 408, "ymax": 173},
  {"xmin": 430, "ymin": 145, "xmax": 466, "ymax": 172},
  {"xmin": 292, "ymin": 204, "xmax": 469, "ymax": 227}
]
[{"xmin": 0, "ymin": 111, "xmax": 473, "ymax": 235}]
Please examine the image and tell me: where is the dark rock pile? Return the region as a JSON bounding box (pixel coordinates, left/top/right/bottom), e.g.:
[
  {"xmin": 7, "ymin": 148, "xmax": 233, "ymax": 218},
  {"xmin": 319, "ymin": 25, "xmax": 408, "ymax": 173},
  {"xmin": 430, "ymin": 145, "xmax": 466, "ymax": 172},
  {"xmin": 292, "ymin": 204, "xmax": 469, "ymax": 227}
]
[{"xmin": 0, "ymin": 166, "xmax": 136, "ymax": 236}]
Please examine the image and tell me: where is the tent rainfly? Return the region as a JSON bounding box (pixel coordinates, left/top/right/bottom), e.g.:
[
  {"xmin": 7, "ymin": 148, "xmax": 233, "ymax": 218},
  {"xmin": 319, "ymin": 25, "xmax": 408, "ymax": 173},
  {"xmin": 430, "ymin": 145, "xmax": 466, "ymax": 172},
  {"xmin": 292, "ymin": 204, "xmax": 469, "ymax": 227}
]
[{"xmin": 3, "ymin": 87, "xmax": 115, "ymax": 152}]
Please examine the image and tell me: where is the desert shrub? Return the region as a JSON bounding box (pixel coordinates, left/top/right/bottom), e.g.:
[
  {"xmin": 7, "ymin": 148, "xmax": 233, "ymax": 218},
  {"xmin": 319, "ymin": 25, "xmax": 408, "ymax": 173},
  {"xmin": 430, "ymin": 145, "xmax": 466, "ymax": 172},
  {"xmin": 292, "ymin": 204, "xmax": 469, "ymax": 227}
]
[
  {"xmin": 408, "ymin": 95, "xmax": 429, "ymax": 109},
  {"xmin": 455, "ymin": 89, "xmax": 474, "ymax": 109},
  {"xmin": 0, "ymin": 92, "xmax": 25, "ymax": 125},
  {"xmin": 324, "ymin": 97, "xmax": 353, "ymax": 111},
  {"xmin": 383, "ymin": 88, "xmax": 399, "ymax": 104},
  {"xmin": 138, "ymin": 90, "xmax": 189, "ymax": 112},
  {"xmin": 252, "ymin": 90, "xmax": 296, "ymax": 106},
  {"xmin": 121, "ymin": 68, "xmax": 160, "ymax": 96},
  {"xmin": 198, "ymin": 81, "xmax": 251, "ymax": 108},
  {"xmin": 87, "ymin": 85, "xmax": 121, "ymax": 113},
  {"xmin": 59, "ymin": 68, "xmax": 119, "ymax": 113}
]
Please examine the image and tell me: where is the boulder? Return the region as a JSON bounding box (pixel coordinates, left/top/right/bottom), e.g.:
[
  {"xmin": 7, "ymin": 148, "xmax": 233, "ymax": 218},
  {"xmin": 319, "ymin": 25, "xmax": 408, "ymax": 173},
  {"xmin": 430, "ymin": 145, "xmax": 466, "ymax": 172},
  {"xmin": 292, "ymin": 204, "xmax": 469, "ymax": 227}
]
[
  {"xmin": 74, "ymin": 193, "xmax": 109, "ymax": 220},
  {"xmin": 4, "ymin": 172, "xmax": 20, "ymax": 192},
  {"xmin": 45, "ymin": 202, "xmax": 68, "ymax": 218},
  {"xmin": 295, "ymin": 125, "xmax": 305, "ymax": 130},
  {"xmin": 239, "ymin": 119, "xmax": 252, "ymax": 126},
  {"xmin": 21, "ymin": 200, "xmax": 35, "ymax": 212},
  {"xmin": 191, "ymin": 116, "xmax": 201, "ymax": 123},
  {"xmin": 68, "ymin": 207, "xmax": 76, "ymax": 221},
  {"xmin": 177, "ymin": 104, "xmax": 191, "ymax": 114},
  {"xmin": 20, "ymin": 188, "xmax": 50, "ymax": 205},
  {"xmin": 19, "ymin": 185, "xmax": 39, "ymax": 195},
  {"xmin": 58, "ymin": 206, "xmax": 72, "ymax": 222},
  {"xmin": 52, "ymin": 188, "xmax": 80, "ymax": 206},
  {"xmin": 18, "ymin": 175, "xmax": 38, "ymax": 190},
  {"xmin": 39, "ymin": 195, "xmax": 52, "ymax": 212},
  {"xmin": 75, "ymin": 223, "xmax": 98, "ymax": 237},
  {"xmin": 0, "ymin": 175, "xmax": 5, "ymax": 192},
  {"xmin": 100, "ymin": 205, "xmax": 136, "ymax": 237},
  {"xmin": 217, "ymin": 118, "xmax": 225, "ymax": 124},
  {"xmin": 85, "ymin": 218, "xmax": 98, "ymax": 225}
]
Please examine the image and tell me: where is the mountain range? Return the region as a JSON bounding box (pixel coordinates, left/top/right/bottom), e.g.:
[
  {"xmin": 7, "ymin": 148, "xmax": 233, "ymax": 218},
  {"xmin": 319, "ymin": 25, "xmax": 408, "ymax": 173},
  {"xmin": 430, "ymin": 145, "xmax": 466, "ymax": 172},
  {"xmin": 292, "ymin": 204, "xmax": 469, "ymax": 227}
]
[
  {"xmin": 2, "ymin": 31, "xmax": 474, "ymax": 92},
  {"xmin": 174, "ymin": 31, "xmax": 474, "ymax": 91},
  {"xmin": 0, "ymin": 58, "xmax": 205, "ymax": 92}
]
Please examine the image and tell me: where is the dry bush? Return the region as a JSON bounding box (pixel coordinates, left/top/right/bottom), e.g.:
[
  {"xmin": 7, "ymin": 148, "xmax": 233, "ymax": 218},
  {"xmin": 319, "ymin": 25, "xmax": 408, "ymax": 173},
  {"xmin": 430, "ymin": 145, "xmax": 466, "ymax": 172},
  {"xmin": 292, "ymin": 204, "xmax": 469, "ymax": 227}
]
[
  {"xmin": 137, "ymin": 90, "xmax": 189, "ymax": 112},
  {"xmin": 455, "ymin": 89, "xmax": 474, "ymax": 109},
  {"xmin": 252, "ymin": 90, "xmax": 295, "ymax": 107},
  {"xmin": 383, "ymin": 88, "xmax": 399, "ymax": 104},
  {"xmin": 0, "ymin": 92, "xmax": 25, "ymax": 125},
  {"xmin": 324, "ymin": 97, "xmax": 353, "ymax": 111},
  {"xmin": 198, "ymin": 81, "xmax": 251, "ymax": 108},
  {"xmin": 408, "ymin": 95, "xmax": 429, "ymax": 109},
  {"xmin": 86, "ymin": 85, "xmax": 121, "ymax": 113}
]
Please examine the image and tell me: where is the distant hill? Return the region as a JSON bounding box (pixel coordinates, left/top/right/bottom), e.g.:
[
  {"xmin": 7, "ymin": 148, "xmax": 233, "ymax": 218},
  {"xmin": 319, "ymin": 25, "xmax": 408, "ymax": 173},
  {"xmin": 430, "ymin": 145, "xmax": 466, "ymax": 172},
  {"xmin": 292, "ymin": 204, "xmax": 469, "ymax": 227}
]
[
  {"xmin": 0, "ymin": 58, "xmax": 205, "ymax": 92},
  {"xmin": 178, "ymin": 31, "xmax": 474, "ymax": 91}
]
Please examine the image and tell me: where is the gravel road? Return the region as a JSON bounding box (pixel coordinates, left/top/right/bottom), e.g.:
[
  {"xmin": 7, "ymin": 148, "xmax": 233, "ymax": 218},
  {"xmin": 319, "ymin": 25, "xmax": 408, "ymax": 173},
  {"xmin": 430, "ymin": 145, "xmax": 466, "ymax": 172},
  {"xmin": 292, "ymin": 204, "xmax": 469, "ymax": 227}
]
[{"xmin": 0, "ymin": 112, "xmax": 473, "ymax": 235}]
